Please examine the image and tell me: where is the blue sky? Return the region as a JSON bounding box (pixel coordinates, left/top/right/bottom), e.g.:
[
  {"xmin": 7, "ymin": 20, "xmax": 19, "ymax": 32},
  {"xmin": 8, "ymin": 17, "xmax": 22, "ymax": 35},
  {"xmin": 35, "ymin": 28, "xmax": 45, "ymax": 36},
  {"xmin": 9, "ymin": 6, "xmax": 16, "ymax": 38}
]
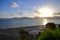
[{"xmin": 0, "ymin": 0, "xmax": 60, "ymax": 18}]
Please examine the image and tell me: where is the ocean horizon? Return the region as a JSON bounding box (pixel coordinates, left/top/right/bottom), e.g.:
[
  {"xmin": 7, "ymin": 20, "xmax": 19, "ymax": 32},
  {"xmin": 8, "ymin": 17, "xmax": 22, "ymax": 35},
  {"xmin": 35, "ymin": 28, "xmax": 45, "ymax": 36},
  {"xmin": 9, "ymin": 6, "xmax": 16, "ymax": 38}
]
[{"xmin": 0, "ymin": 17, "xmax": 60, "ymax": 29}]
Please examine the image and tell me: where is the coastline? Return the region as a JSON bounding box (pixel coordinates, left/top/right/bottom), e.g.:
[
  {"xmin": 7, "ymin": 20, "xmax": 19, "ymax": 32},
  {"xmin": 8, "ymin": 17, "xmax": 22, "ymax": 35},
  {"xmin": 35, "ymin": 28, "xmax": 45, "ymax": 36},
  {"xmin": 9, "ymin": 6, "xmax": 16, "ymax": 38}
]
[{"xmin": 0, "ymin": 25, "xmax": 44, "ymax": 40}]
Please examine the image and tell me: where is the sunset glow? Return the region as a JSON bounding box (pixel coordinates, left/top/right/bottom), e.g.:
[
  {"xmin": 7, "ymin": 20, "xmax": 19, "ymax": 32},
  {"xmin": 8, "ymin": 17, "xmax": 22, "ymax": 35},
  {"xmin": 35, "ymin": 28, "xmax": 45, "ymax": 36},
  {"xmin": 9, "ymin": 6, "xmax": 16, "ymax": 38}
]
[{"xmin": 37, "ymin": 7, "xmax": 54, "ymax": 17}]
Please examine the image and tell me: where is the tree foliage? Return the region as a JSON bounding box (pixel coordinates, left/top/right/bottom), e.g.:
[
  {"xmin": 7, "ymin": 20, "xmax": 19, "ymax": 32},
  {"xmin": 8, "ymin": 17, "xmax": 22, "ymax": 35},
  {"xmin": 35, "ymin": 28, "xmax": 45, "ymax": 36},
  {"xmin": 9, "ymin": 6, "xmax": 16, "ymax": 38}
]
[
  {"xmin": 36, "ymin": 28, "xmax": 60, "ymax": 40},
  {"xmin": 36, "ymin": 23, "xmax": 60, "ymax": 40},
  {"xmin": 46, "ymin": 23, "xmax": 56, "ymax": 29},
  {"xmin": 19, "ymin": 29, "xmax": 29, "ymax": 40}
]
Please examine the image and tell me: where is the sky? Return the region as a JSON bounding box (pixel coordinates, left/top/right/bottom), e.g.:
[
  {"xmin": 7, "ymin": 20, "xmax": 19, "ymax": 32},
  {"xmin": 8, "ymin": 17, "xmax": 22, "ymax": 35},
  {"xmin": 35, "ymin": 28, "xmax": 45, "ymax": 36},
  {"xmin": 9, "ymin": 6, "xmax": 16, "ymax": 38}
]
[{"xmin": 0, "ymin": 0, "xmax": 60, "ymax": 18}]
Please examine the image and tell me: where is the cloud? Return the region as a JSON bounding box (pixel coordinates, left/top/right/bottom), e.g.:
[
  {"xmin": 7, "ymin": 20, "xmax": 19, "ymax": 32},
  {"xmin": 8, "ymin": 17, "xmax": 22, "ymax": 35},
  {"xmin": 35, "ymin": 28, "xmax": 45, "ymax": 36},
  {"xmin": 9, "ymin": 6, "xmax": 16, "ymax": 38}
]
[{"xmin": 11, "ymin": 2, "xmax": 19, "ymax": 8}]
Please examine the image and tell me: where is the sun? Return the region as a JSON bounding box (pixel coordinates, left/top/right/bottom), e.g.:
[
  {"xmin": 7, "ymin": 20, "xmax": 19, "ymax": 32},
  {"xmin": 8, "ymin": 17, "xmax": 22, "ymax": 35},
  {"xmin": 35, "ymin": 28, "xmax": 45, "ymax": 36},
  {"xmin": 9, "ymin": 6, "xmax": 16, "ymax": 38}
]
[{"xmin": 36, "ymin": 7, "xmax": 54, "ymax": 17}]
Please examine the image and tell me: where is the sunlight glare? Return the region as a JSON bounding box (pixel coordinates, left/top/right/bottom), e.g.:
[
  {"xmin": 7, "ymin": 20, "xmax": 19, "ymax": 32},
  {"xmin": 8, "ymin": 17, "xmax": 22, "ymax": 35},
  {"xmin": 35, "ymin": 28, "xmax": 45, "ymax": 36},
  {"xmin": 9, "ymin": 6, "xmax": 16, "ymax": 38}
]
[
  {"xmin": 43, "ymin": 19, "xmax": 48, "ymax": 25},
  {"xmin": 37, "ymin": 7, "xmax": 54, "ymax": 17}
]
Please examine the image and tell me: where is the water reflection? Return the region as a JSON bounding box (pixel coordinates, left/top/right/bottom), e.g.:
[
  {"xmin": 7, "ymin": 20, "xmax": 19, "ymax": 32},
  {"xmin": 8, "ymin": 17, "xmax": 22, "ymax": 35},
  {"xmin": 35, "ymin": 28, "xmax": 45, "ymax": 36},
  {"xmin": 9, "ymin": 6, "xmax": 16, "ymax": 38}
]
[{"xmin": 43, "ymin": 19, "xmax": 48, "ymax": 25}]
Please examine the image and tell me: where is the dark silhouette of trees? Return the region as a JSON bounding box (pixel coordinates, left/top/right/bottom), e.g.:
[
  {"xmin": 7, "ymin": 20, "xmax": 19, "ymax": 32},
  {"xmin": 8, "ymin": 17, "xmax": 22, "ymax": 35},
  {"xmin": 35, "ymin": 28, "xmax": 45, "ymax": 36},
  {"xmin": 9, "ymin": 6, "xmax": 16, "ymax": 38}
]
[
  {"xmin": 35, "ymin": 32, "xmax": 41, "ymax": 40},
  {"xmin": 19, "ymin": 29, "xmax": 29, "ymax": 40},
  {"xmin": 46, "ymin": 23, "xmax": 56, "ymax": 29},
  {"xmin": 36, "ymin": 23, "xmax": 60, "ymax": 40},
  {"xmin": 58, "ymin": 25, "xmax": 60, "ymax": 28}
]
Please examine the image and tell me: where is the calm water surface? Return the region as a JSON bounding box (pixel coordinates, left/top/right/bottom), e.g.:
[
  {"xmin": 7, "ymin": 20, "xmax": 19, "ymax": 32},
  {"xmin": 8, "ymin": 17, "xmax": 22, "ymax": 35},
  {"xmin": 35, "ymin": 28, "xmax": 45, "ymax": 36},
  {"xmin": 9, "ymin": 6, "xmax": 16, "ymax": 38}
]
[{"xmin": 0, "ymin": 18, "xmax": 60, "ymax": 29}]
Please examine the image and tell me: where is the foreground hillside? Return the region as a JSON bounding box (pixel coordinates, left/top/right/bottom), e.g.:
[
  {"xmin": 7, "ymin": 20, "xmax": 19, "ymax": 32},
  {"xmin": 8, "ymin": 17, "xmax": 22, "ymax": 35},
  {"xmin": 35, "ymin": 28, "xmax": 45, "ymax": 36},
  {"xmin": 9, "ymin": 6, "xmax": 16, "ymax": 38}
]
[{"xmin": 0, "ymin": 25, "xmax": 44, "ymax": 40}]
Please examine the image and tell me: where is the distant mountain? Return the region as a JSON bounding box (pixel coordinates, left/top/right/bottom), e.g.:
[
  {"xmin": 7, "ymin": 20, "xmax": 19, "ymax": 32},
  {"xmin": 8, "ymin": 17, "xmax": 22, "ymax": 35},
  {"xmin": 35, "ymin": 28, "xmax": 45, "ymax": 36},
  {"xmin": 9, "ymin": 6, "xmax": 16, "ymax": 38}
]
[
  {"xmin": 34, "ymin": 16, "xmax": 60, "ymax": 19},
  {"xmin": 34, "ymin": 16, "xmax": 54, "ymax": 18},
  {"xmin": 13, "ymin": 17, "xmax": 33, "ymax": 19}
]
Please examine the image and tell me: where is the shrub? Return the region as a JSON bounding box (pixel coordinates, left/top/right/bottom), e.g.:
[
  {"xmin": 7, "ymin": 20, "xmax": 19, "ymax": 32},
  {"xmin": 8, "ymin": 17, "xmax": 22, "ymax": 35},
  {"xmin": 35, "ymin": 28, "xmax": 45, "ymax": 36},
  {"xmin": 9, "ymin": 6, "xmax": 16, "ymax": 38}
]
[
  {"xmin": 36, "ymin": 28, "xmax": 60, "ymax": 40},
  {"xmin": 19, "ymin": 29, "xmax": 29, "ymax": 40},
  {"xmin": 46, "ymin": 23, "xmax": 56, "ymax": 30},
  {"xmin": 58, "ymin": 25, "xmax": 60, "ymax": 28}
]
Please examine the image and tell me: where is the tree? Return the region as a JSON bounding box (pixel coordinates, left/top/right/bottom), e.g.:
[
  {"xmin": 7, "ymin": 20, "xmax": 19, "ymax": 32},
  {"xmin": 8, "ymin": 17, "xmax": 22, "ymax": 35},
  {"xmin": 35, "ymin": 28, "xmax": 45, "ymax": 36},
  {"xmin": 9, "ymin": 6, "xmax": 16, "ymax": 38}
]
[
  {"xmin": 36, "ymin": 28, "xmax": 60, "ymax": 40},
  {"xmin": 36, "ymin": 23, "xmax": 60, "ymax": 40},
  {"xmin": 19, "ymin": 29, "xmax": 29, "ymax": 40},
  {"xmin": 45, "ymin": 23, "xmax": 56, "ymax": 29},
  {"xmin": 58, "ymin": 25, "xmax": 60, "ymax": 28},
  {"xmin": 35, "ymin": 32, "xmax": 41, "ymax": 40}
]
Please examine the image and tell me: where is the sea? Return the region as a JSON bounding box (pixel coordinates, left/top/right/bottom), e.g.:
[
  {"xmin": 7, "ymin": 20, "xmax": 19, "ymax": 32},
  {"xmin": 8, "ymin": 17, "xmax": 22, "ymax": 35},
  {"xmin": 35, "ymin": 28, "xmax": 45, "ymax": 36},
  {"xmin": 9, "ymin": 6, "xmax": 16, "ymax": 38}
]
[{"xmin": 0, "ymin": 18, "xmax": 60, "ymax": 29}]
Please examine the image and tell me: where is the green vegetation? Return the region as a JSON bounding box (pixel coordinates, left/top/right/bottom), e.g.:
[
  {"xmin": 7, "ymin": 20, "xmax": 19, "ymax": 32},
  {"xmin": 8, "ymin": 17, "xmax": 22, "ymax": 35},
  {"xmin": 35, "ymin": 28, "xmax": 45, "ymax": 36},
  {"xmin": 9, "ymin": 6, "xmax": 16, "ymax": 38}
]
[
  {"xmin": 46, "ymin": 23, "xmax": 56, "ymax": 29},
  {"xmin": 19, "ymin": 23, "xmax": 60, "ymax": 40},
  {"xmin": 19, "ymin": 29, "xmax": 29, "ymax": 40},
  {"xmin": 58, "ymin": 25, "xmax": 60, "ymax": 28},
  {"xmin": 36, "ymin": 23, "xmax": 60, "ymax": 40},
  {"xmin": 36, "ymin": 28, "xmax": 60, "ymax": 40}
]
